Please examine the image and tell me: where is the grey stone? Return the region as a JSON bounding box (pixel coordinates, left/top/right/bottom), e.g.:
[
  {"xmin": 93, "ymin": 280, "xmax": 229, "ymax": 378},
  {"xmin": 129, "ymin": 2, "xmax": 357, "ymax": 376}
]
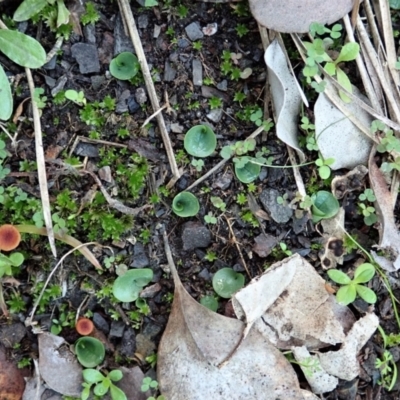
[
  {"xmin": 206, "ymin": 108, "xmax": 223, "ymax": 123},
  {"xmin": 198, "ymin": 268, "xmax": 211, "ymax": 281},
  {"xmin": 116, "ymin": 89, "xmax": 131, "ymax": 114},
  {"xmin": 138, "ymin": 14, "xmax": 149, "ymax": 29},
  {"xmin": 201, "ymin": 85, "xmax": 229, "ymax": 102},
  {"xmin": 143, "ymin": 321, "xmax": 162, "ymax": 339},
  {"xmin": 93, "ymin": 312, "xmax": 110, "ymax": 334},
  {"xmin": 98, "ymin": 166, "xmax": 113, "ymax": 183},
  {"xmin": 91, "ymin": 75, "xmax": 105, "ymax": 91},
  {"xmin": 135, "ymin": 87, "xmax": 147, "ymax": 105},
  {"xmin": 253, "ymin": 234, "xmax": 278, "ymax": 257},
  {"xmin": 259, "ymin": 188, "xmax": 293, "ymax": 224},
  {"xmin": 131, "ymin": 242, "xmax": 149, "ymax": 268},
  {"xmin": 128, "ymin": 96, "xmax": 140, "ymax": 113},
  {"xmin": 114, "ymin": 14, "xmax": 135, "ymax": 55},
  {"xmin": 0, "ymin": 322, "xmax": 26, "ymax": 348},
  {"xmin": 71, "ymin": 43, "xmax": 100, "ymax": 74},
  {"xmin": 120, "ymin": 327, "xmax": 136, "ymax": 357},
  {"xmin": 43, "ymin": 56, "xmax": 57, "ymax": 70},
  {"xmin": 109, "ymin": 320, "xmax": 125, "ymax": 339},
  {"xmin": 164, "ymin": 60, "xmax": 176, "ymax": 82},
  {"xmin": 185, "ymin": 22, "xmax": 204, "ymax": 41},
  {"xmin": 212, "ymin": 172, "xmax": 233, "ymax": 190},
  {"xmin": 217, "ymin": 80, "xmax": 228, "ymax": 91},
  {"xmin": 170, "ymin": 123, "xmax": 184, "ymax": 133},
  {"xmin": 178, "ymin": 38, "xmax": 190, "ymax": 48},
  {"xmin": 83, "ymin": 24, "xmax": 96, "ymax": 44},
  {"xmin": 192, "ymin": 59, "xmax": 203, "ymax": 86},
  {"xmin": 74, "ymin": 143, "xmax": 99, "ymax": 157},
  {"xmin": 182, "ymin": 221, "xmax": 212, "ymax": 251},
  {"xmin": 140, "ymin": 283, "xmax": 162, "ymax": 298}
]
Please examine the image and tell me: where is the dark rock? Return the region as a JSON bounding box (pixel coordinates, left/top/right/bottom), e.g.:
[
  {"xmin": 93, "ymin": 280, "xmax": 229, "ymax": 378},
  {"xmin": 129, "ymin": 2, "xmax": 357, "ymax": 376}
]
[
  {"xmin": 43, "ymin": 56, "xmax": 57, "ymax": 70},
  {"xmin": 217, "ymin": 80, "xmax": 228, "ymax": 91},
  {"xmin": 182, "ymin": 221, "xmax": 212, "ymax": 251},
  {"xmin": 74, "ymin": 143, "xmax": 99, "ymax": 157},
  {"xmin": 259, "ymin": 188, "xmax": 293, "ymax": 224},
  {"xmin": 120, "ymin": 327, "xmax": 136, "ymax": 357},
  {"xmin": 164, "ymin": 60, "xmax": 176, "ymax": 82},
  {"xmin": 259, "ymin": 167, "xmax": 268, "ymax": 181},
  {"xmin": 71, "ymin": 43, "xmax": 100, "ymax": 74},
  {"xmin": 93, "ymin": 312, "xmax": 110, "ymax": 334},
  {"xmin": 192, "ymin": 59, "xmax": 202, "ymax": 86},
  {"xmin": 114, "ymin": 14, "xmax": 135, "ymax": 55},
  {"xmin": 135, "ymin": 87, "xmax": 147, "ymax": 105},
  {"xmin": 131, "ymin": 243, "xmax": 149, "ymax": 268},
  {"xmin": 292, "ymin": 211, "xmax": 309, "ymax": 234},
  {"xmin": 206, "ymin": 109, "xmax": 223, "ymax": 123},
  {"xmin": 253, "ymin": 234, "xmax": 278, "ymax": 257},
  {"xmin": 178, "ymin": 38, "xmax": 190, "ymax": 48},
  {"xmin": 142, "ymin": 321, "xmax": 162, "ymax": 339},
  {"xmin": 128, "ymin": 95, "xmax": 140, "ymax": 113},
  {"xmin": 91, "ymin": 75, "xmax": 105, "ymax": 91},
  {"xmin": 115, "ymin": 90, "xmax": 131, "ymax": 114},
  {"xmin": 0, "ymin": 322, "xmax": 26, "ymax": 348},
  {"xmin": 185, "ymin": 22, "xmax": 204, "ymax": 41},
  {"xmin": 198, "ymin": 268, "xmax": 211, "ymax": 281},
  {"xmin": 137, "ymin": 14, "xmax": 149, "ymax": 29},
  {"xmin": 83, "ymin": 24, "xmax": 96, "ymax": 44},
  {"xmin": 176, "ymin": 176, "xmax": 188, "ymax": 191},
  {"xmin": 201, "ymin": 85, "xmax": 230, "ymax": 102},
  {"xmin": 109, "ymin": 320, "xmax": 125, "ymax": 339},
  {"xmin": 140, "ymin": 283, "xmax": 161, "ymax": 298}
]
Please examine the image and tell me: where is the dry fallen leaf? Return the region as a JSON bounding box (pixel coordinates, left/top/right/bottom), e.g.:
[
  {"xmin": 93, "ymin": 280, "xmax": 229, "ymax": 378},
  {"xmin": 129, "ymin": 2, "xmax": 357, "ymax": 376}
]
[
  {"xmin": 265, "ymin": 39, "xmax": 305, "ymax": 162},
  {"xmin": 0, "ymin": 344, "xmax": 26, "ymax": 399},
  {"xmin": 249, "ymin": 0, "xmax": 354, "ymax": 33},
  {"xmin": 158, "ymin": 230, "xmax": 304, "ymax": 400}
]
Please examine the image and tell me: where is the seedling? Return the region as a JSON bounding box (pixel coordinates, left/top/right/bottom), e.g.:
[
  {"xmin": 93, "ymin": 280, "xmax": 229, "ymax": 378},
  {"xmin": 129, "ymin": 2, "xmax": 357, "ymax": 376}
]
[
  {"xmin": 315, "ymin": 156, "xmax": 334, "ymax": 179},
  {"xmin": 82, "ymin": 369, "xmax": 127, "ymax": 400},
  {"xmin": 141, "ymin": 377, "xmax": 165, "ymax": 400},
  {"xmin": 184, "ymin": 125, "xmax": 217, "ymax": 158},
  {"xmin": 200, "ymin": 295, "xmax": 219, "ymax": 312},
  {"xmin": 375, "ymin": 350, "xmax": 398, "ymax": 391},
  {"xmin": 172, "ymin": 192, "xmax": 200, "ymax": 217},
  {"xmin": 204, "ymin": 212, "xmax": 217, "ymax": 224},
  {"xmin": 110, "ymin": 52, "xmax": 140, "ymax": 80},
  {"xmin": 191, "ymin": 158, "xmax": 204, "ymax": 172},
  {"xmin": 75, "ymin": 337, "xmax": 105, "ymax": 368},
  {"xmin": 208, "ymin": 96, "xmax": 223, "ymax": 109},
  {"xmin": 65, "ymin": 89, "xmax": 86, "ymax": 106},
  {"xmin": 210, "ymin": 196, "xmax": 226, "ymax": 212},
  {"xmin": 212, "ymin": 268, "xmax": 245, "ymax": 298},
  {"xmin": 358, "ymin": 203, "xmax": 378, "ymax": 226},
  {"xmin": 112, "ymin": 268, "xmax": 153, "ymax": 302},
  {"xmin": 327, "ymin": 263, "xmax": 377, "ymax": 306},
  {"xmin": 311, "ymin": 191, "xmax": 340, "ymax": 223}
]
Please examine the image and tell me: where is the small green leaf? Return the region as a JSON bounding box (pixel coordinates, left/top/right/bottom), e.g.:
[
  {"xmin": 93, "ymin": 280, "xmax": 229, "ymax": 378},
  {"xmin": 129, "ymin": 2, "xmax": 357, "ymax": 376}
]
[
  {"xmin": 13, "ymin": 0, "xmax": 47, "ymax": 21},
  {"xmin": 200, "ymin": 295, "xmax": 219, "ymax": 312},
  {"xmin": 220, "ymin": 145, "xmax": 234, "ymax": 159},
  {"xmin": 112, "ymin": 268, "xmax": 153, "ymax": 302},
  {"xmin": 83, "ymin": 369, "xmax": 105, "ymax": 384},
  {"xmin": 184, "ymin": 125, "xmax": 217, "ymax": 158},
  {"xmin": 56, "ymin": 0, "xmax": 70, "ymax": 27},
  {"xmin": 324, "ymin": 158, "xmax": 335, "ymax": 166},
  {"xmin": 353, "ymin": 263, "xmax": 375, "ymax": 283},
  {"xmin": 318, "ymin": 165, "xmax": 331, "ymax": 179},
  {"xmin": 327, "ymin": 269, "xmax": 352, "ymax": 285},
  {"xmin": 108, "ymin": 370, "xmax": 123, "ymax": 382},
  {"xmin": 0, "ymin": 65, "xmax": 12, "ymax": 121},
  {"xmin": 336, "ymin": 68, "xmax": 352, "ymax": 103},
  {"xmin": 109, "ymin": 52, "xmax": 140, "ymax": 80},
  {"xmin": 0, "ymin": 30, "xmax": 46, "ymax": 68},
  {"xmin": 336, "ymin": 284, "xmax": 357, "ymax": 305},
  {"xmin": 110, "ymin": 383, "xmax": 128, "ymax": 400},
  {"xmin": 234, "ymin": 158, "xmax": 260, "ymax": 183},
  {"xmin": 335, "ymin": 42, "xmax": 360, "ymax": 64},
  {"xmin": 9, "ymin": 252, "xmax": 24, "ymax": 267},
  {"xmin": 94, "ymin": 379, "xmax": 110, "ymax": 396},
  {"xmin": 212, "ymin": 268, "xmax": 244, "ymax": 298},
  {"xmin": 81, "ymin": 384, "xmax": 91, "ymax": 400},
  {"xmin": 324, "ymin": 62, "xmax": 336, "ymax": 76},
  {"xmin": 356, "ymin": 285, "xmax": 377, "ymax": 304},
  {"xmin": 172, "ymin": 191, "xmax": 200, "ymax": 217}
]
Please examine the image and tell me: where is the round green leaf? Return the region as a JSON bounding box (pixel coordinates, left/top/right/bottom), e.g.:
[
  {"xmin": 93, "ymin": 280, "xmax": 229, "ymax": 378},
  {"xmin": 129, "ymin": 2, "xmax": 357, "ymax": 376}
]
[
  {"xmin": 327, "ymin": 269, "xmax": 351, "ymax": 285},
  {"xmin": 356, "ymin": 285, "xmax": 377, "ymax": 304},
  {"xmin": 9, "ymin": 252, "xmax": 24, "ymax": 267},
  {"xmin": 318, "ymin": 165, "xmax": 331, "ymax": 179},
  {"xmin": 336, "ymin": 284, "xmax": 356, "ymax": 306},
  {"xmin": 112, "ymin": 268, "xmax": 153, "ymax": 302},
  {"xmin": 83, "ymin": 369, "xmax": 104, "ymax": 384},
  {"xmin": 75, "ymin": 337, "xmax": 105, "ymax": 368},
  {"xmin": 94, "ymin": 379, "xmax": 110, "ymax": 396},
  {"xmin": 353, "ymin": 263, "xmax": 375, "ymax": 284},
  {"xmin": 109, "ymin": 52, "xmax": 140, "ymax": 80},
  {"xmin": 212, "ymin": 268, "xmax": 244, "ymax": 299},
  {"xmin": 110, "ymin": 383, "xmax": 128, "ymax": 400},
  {"xmin": 234, "ymin": 159, "xmax": 260, "ymax": 183},
  {"xmin": 200, "ymin": 295, "xmax": 219, "ymax": 312},
  {"xmin": 311, "ymin": 190, "xmax": 339, "ymax": 222},
  {"xmin": 0, "ymin": 65, "xmax": 12, "ymax": 121},
  {"xmin": 184, "ymin": 125, "xmax": 217, "ymax": 158},
  {"xmin": 0, "ymin": 30, "xmax": 46, "ymax": 68},
  {"xmin": 108, "ymin": 370, "xmax": 123, "ymax": 382},
  {"xmin": 172, "ymin": 192, "xmax": 199, "ymax": 217},
  {"xmin": 13, "ymin": 0, "xmax": 47, "ymax": 21}
]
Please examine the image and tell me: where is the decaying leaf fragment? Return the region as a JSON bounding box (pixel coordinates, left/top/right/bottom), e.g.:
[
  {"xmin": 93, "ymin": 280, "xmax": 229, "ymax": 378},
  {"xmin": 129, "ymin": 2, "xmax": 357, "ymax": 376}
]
[
  {"xmin": 369, "ymin": 160, "xmax": 400, "ymax": 271},
  {"xmin": 0, "ymin": 344, "xmax": 26, "ymax": 399},
  {"xmin": 232, "ymin": 254, "xmax": 348, "ymax": 349},
  {"xmin": 331, "ymin": 165, "xmax": 369, "ymax": 200},
  {"xmin": 158, "ymin": 231, "xmax": 304, "ymax": 400},
  {"xmin": 265, "ymin": 39, "xmax": 305, "ymax": 162}
]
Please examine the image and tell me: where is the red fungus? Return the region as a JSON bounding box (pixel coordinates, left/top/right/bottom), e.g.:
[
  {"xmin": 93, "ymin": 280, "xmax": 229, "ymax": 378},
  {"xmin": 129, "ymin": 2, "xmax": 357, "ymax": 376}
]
[
  {"xmin": 76, "ymin": 318, "xmax": 94, "ymax": 336},
  {"xmin": 0, "ymin": 225, "xmax": 21, "ymax": 251}
]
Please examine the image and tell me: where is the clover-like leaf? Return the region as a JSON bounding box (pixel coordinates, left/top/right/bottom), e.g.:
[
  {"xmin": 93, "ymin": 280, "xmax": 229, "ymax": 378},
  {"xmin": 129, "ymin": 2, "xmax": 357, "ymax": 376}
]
[
  {"xmin": 234, "ymin": 158, "xmax": 260, "ymax": 183},
  {"xmin": 311, "ymin": 190, "xmax": 340, "ymax": 222},
  {"xmin": 184, "ymin": 125, "xmax": 217, "ymax": 158},
  {"xmin": 83, "ymin": 369, "xmax": 105, "ymax": 384},
  {"xmin": 172, "ymin": 192, "xmax": 200, "ymax": 217},
  {"xmin": 0, "ymin": 30, "xmax": 46, "ymax": 68},
  {"xmin": 353, "ymin": 263, "xmax": 375, "ymax": 284},
  {"xmin": 212, "ymin": 268, "xmax": 244, "ymax": 299},
  {"xmin": 327, "ymin": 269, "xmax": 352, "ymax": 285},
  {"xmin": 200, "ymin": 295, "xmax": 219, "ymax": 312},
  {"xmin": 109, "ymin": 52, "xmax": 140, "ymax": 80},
  {"xmin": 75, "ymin": 337, "xmax": 105, "ymax": 368},
  {"xmin": 355, "ymin": 285, "xmax": 377, "ymax": 304},
  {"xmin": 112, "ymin": 268, "xmax": 153, "ymax": 302},
  {"xmin": 336, "ymin": 284, "xmax": 356, "ymax": 306},
  {"xmin": 109, "ymin": 370, "xmax": 123, "ymax": 382}
]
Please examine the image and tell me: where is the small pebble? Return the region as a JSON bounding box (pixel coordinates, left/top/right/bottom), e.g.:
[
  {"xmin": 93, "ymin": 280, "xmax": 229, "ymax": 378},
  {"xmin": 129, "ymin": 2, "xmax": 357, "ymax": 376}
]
[{"xmin": 185, "ymin": 22, "xmax": 204, "ymax": 41}]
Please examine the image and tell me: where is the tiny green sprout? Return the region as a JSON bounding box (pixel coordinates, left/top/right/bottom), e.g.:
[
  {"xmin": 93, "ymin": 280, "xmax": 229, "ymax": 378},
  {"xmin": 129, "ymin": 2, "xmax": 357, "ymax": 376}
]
[
  {"xmin": 112, "ymin": 268, "xmax": 153, "ymax": 302},
  {"xmin": 110, "ymin": 52, "xmax": 140, "ymax": 80},
  {"xmin": 191, "ymin": 158, "xmax": 204, "ymax": 172},
  {"xmin": 210, "ymin": 196, "xmax": 226, "ymax": 212},
  {"xmin": 184, "ymin": 125, "xmax": 217, "ymax": 158},
  {"xmin": 327, "ymin": 263, "xmax": 377, "ymax": 306},
  {"xmin": 311, "ymin": 190, "xmax": 340, "ymax": 223},
  {"xmin": 172, "ymin": 192, "xmax": 200, "ymax": 217},
  {"xmin": 82, "ymin": 369, "xmax": 127, "ymax": 400},
  {"xmin": 375, "ymin": 350, "xmax": 398, "ymax": 391},
  {"xmin": 204, "ymin": 212, "xmax": 217, "ymax": 224},
  {"xmin": 200, "ymin": 295, "xmax": 219, "ymax": 311},
  {"xmin": 204, "ymin": 250, "xmax": 218, "ymax": 262},
  {"xmin": 193, "ymin": 41, "xmax": 203, "ymax": 51},
  {"xmin": 75, "ymin": 337, "xmax": 105, "ymax": 368},
  {"xmin": 212, "ymin": 268, "xmax": 245, "ymax": 299},
  {"xmin": 208, "ymin": 96, "xmax": 223, "ymax": 109},
  {"xmin": 141, "ymin": 377, "xmax": 159, "ymax": 392},
  {"xmin": 359, "ymin": 203, "xmax": 378, "ymax": 226},
  {"xmin": 65, "ymin": 89, "xmax": 86, "ymax": 106},
  {"xmin": 315, "ymin": 156, "xmax": 334, "ymax": 179},
  {"xmin": 359, "ymin": 188, "xmax": 376, "ymax": 203}
]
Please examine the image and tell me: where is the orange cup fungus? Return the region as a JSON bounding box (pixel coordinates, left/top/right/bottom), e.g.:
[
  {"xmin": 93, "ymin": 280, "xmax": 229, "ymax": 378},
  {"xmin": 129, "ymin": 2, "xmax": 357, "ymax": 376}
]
[
  {"xmin": 0, "ymin": 225, "xmax": 21, "ymax": 251},
  {"xmin": 76, "ymin": 318, "xmax": 94, "ymax": 336}
]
